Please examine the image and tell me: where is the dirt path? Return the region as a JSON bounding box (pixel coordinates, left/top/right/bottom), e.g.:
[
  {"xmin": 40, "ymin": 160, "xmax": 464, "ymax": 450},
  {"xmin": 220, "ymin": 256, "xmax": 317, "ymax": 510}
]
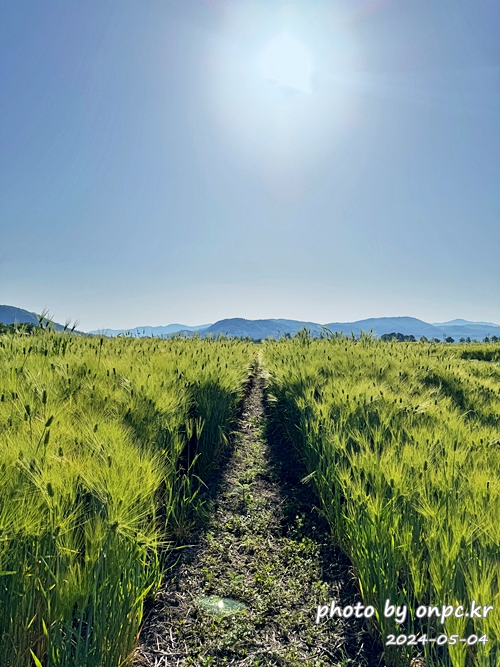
[{"xmin": 134, "ymin": 366, "xmax": 380, "ymax": 666}]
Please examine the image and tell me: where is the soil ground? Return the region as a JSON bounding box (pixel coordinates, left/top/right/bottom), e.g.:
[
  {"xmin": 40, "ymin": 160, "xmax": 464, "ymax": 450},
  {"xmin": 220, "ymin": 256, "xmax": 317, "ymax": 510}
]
[{"xmin": 134, "ymin": 365, "xmax": 382, "ymax": 667}]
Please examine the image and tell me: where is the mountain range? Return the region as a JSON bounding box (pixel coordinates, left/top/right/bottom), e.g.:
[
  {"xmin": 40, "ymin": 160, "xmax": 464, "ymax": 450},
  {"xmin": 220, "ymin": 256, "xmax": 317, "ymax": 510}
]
[
  {"xmin": 194, "ymin": 317, "xmax": 500, "ymax": 341},
  {"xmin": 2, "ymin": 306, "xmax": 499, "ymax": 341}
]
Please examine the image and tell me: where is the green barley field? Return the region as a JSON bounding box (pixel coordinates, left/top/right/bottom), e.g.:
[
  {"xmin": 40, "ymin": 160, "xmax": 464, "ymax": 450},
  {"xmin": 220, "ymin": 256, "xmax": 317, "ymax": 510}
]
[
  {"xmin": 264, "ymin": 333, "xmax": 500, "ymax": 667},
  {"xmin": 1, "ymin": 327, "xmax": 499, "ymax": 667},
  {"xmin": 0, "ymin": 330, "xmax": 253, "ymax": 667}
]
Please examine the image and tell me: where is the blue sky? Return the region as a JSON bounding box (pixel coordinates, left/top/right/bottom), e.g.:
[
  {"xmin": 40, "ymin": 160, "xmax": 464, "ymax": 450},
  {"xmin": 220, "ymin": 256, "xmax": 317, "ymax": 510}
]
[{"xmin": 1, "ymin": 0, "xmax": 499, "ymax": 331}]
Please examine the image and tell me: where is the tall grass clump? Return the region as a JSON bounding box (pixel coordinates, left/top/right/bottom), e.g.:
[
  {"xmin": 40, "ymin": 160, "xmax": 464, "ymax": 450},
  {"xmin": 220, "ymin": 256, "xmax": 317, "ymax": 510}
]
[
  {"xmin": 264, "ymin": 334, "xmax": 500, "ymax": 667},
  {"xmin": 0, "ymin": 330, "xmax": 254, "ymax": 666}
]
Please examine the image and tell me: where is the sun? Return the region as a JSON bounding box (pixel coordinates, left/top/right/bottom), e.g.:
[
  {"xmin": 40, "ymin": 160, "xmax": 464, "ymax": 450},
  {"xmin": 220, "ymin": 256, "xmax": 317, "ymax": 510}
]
[
  {"xmin": 257, "ymin": 32, "xmax": 313, "ymax": 95},
  {"xmin": 201, "ymin": 2, "xmax": 362, "ymax": 200}
]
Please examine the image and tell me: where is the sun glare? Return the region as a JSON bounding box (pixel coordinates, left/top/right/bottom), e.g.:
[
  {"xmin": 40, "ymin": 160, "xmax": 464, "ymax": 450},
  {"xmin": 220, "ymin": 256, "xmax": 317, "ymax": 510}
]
[
  {"xmin": 201, "ymin": 3, "xmax": 362, "ymax": 200},
  {"xmin": 258, "ymin": 32, "xmax": 313, "ymax": 95}
]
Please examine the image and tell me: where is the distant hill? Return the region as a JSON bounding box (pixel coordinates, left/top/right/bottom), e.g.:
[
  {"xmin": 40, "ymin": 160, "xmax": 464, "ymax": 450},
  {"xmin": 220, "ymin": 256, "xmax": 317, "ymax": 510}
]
[
  {"xmin": 0, "ymin": 305, "xmax": 68, "ymax": 330},
  {"xmin": 0, "ymin": 305, "xmax": 78, "ymax": 332},
  {"xmin": 202, "ymin": 318, "xmax": 323, "ymax": 339},
  {"xmin": 323, "ymin": 317, "xmax": 441, "ymax": 339},
  {"xmin": 431, "ymin": 323, "xmax": 500, "ymax": 340},
  {"xmin": 433, "ymin": 319, "xmax": 499, "ymax": 327},
  {"xmin": 91, "ymin": 323, "xmax": 212, "ymax": 337},
  {"xmin": 0, "ymin": 305, "xmax": 41, "ymax": 326}
]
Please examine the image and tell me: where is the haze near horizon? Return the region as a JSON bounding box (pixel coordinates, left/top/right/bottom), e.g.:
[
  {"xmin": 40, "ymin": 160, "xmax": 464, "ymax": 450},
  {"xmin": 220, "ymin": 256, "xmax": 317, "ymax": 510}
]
[{"xmin": 1, "ymin": 0, "xmax": 499, "ymax": 331}]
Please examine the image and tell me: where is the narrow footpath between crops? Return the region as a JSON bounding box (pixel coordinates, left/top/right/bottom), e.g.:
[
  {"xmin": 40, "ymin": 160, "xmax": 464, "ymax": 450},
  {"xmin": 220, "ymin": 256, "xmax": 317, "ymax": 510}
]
[{"xmin": 134, "ymin": 363, "xmax": 381, "ymax": 667}]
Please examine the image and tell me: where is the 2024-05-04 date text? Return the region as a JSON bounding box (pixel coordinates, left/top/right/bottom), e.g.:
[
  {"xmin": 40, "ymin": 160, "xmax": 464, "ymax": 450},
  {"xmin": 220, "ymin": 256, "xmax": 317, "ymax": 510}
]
[{"xmin": 385, "ymin": 634, "xmax": 488, "ymax": 646}]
